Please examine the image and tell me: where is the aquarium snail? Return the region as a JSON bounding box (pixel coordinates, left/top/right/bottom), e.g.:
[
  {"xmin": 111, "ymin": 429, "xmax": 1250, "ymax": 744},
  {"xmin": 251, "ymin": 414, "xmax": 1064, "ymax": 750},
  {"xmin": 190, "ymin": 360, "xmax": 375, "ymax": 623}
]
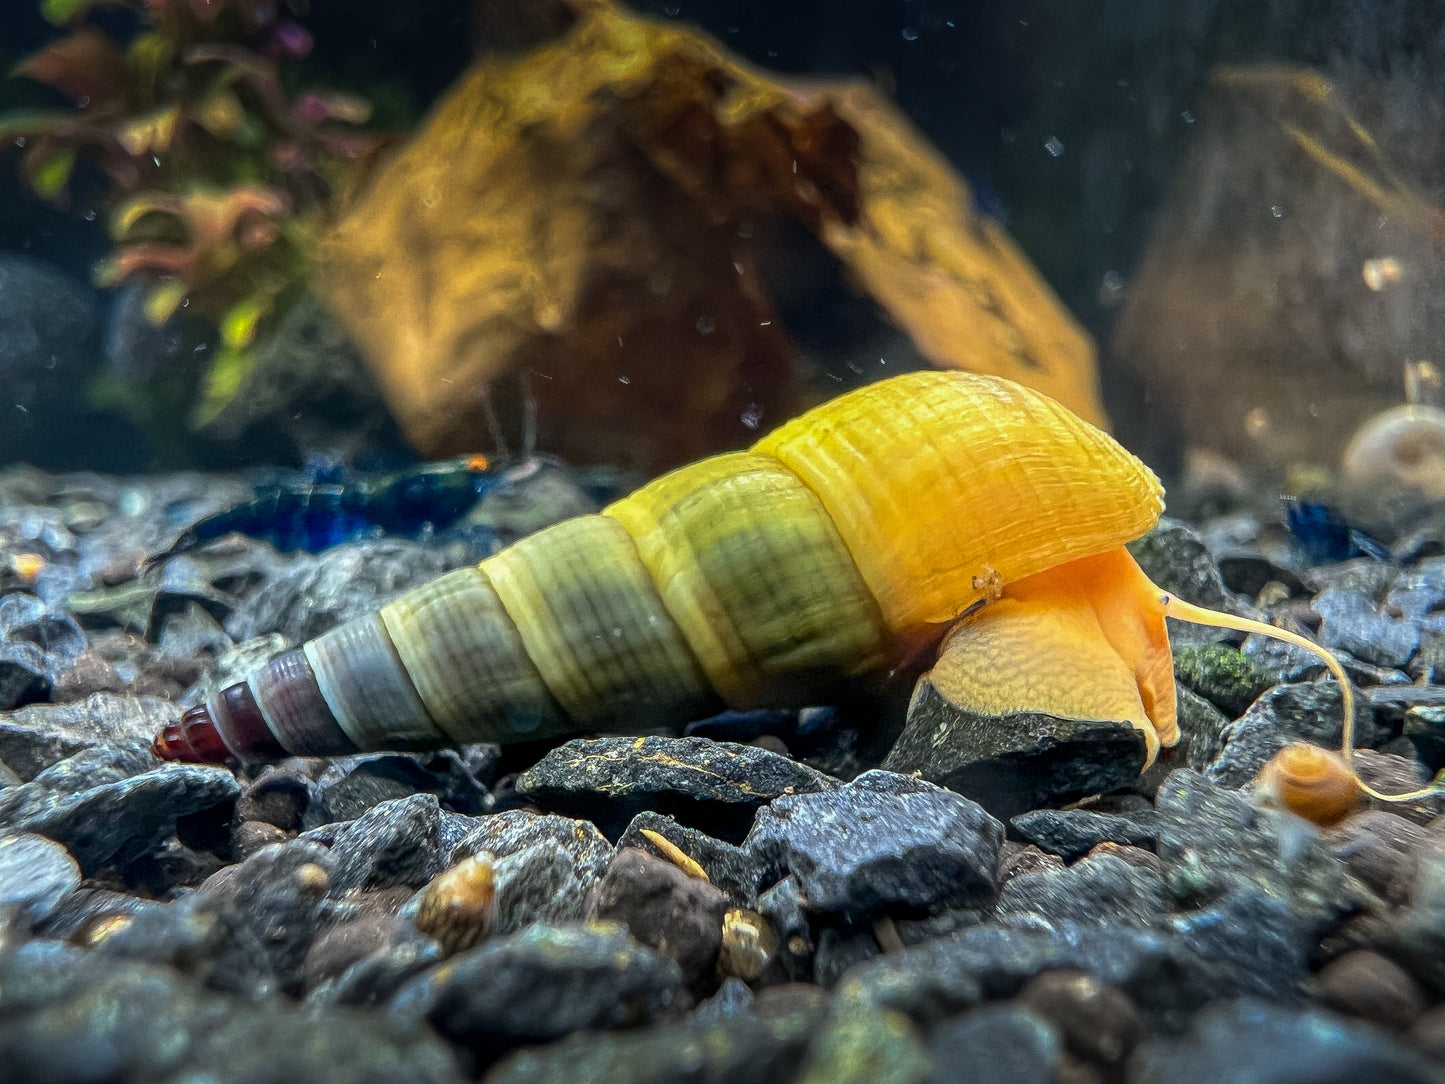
[
  {"xmin": 152, "ymin": 370, "xmax": 1438, "ymax": 805},
  {"xmin": 1253, "ymin": 742, "xmax": 1361, "ymax": 827}
]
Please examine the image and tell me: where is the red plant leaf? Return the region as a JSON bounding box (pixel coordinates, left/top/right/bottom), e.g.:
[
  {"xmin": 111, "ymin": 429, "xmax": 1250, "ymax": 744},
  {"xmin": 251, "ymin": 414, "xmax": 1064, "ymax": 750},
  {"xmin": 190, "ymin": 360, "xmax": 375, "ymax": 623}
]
[{"xmin": 14, "ymin": 27, "xmax": 131, "ymax": 111}]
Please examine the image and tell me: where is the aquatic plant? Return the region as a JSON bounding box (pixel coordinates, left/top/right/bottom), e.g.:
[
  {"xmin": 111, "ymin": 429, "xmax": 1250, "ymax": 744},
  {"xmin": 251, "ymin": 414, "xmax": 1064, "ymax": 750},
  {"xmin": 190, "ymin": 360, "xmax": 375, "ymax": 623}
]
[{"xmin": 0, "ymin": 0, "xmax": 384, "ymax": 425}]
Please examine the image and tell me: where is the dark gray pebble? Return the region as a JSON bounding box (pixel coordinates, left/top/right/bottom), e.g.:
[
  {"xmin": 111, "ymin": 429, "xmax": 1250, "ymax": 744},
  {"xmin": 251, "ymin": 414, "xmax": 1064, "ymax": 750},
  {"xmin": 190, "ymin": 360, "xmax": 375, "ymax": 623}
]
[
  {"xmin": 1010, "ymin": 808, "xmax": 1161, "ymax": 862},
  {"xmin": 1312, "ymin": 587, "xmax": 1420, "ymax": 670},
  {"xmin": 0, "ymin": 833, "xmax": 80, "ymax": 926},
  {"xmin": 485, "ymin": 837, "xmax": 596, "ymax": 934},
  {"xmin": 390, "ymin": 922, "xmax": 684, "ymax": 1066},
  {"xmin": 323, "ymin": 793, "xmax": 445, "ymax": 894},
  {"xmin": 1205, "ymin": 681, "xmax": 1379, "ymax": 789},
  {"xmin": 0, "ymin": 752, "xmax": 239, "ymax": 873},
  {"xmin": 315, "ymin": 750, "xmax": 489, "ymax": 823},
  {"xmin": 995, "ymin": 852, "xmax": 1171, "ymax": 927},
  {"xmin": 1327, "ymin": 811, "xmax": 1429, "ymax": 907},
  {"xmin": 885, "ymin": 681, "xmax": 1148, "ymax": 822},
  {"xmin": 224, "ymin": 539, "xmax": 451, "ymax": 644},
  {"xmin": 927, "ymin": 1004, "xmax": 1062, "ymax": 1084},
  {"xmin": 517, "ymin": 734, "xmax": 836, "ymax": 842},
  {"xmin": 1126, "ymin": 997, "xmax": 1440, "ymax": 1084},
  {"xmin": 451, "ymin": 808, "xmax": 614, "ymax": 885},
  {"xmin": 487, "ymin": 983, "xmax": 827, "ymax": 1084},
  {"xmin": 0, "ymin": 694, "xmax": 175, "ymax": 780},
  {"xmin": 745, "ymin": 770, "xmax": 1003, "ymax": 919}
]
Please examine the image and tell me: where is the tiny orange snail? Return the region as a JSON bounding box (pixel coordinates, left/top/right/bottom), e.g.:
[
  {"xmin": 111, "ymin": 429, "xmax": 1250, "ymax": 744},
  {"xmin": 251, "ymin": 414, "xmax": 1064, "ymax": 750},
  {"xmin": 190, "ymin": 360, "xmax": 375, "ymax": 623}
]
[
  {"xmin": 152, "ymin": 370, "xmax": 1440, "ymax": 805},
  {"xmin": 1253, "ymin": 742, "xmax": 1362, "ymax": 826}
]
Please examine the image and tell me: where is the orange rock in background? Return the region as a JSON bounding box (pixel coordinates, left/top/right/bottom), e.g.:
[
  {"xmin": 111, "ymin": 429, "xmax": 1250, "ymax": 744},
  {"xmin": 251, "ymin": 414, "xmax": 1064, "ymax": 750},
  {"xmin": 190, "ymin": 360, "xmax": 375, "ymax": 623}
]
[{"xmin": 314, "ymin": 0, "xmax": 1102, "ymax": 472}]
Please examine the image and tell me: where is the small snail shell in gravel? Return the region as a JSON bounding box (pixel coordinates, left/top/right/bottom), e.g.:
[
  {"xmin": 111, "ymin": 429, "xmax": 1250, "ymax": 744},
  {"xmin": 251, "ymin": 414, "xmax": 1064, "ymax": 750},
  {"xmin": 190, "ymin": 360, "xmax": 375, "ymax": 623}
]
[{"xmin": 1254, "ymin": 742, "xmax": 1361, "ymax": 827}]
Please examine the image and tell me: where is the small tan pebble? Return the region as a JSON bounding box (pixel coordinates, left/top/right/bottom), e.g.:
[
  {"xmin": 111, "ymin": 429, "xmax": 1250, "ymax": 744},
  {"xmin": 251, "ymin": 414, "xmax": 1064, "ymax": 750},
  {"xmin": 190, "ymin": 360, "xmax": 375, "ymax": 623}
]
[
  {"xmin": 72, "ymin": 911, "xmax": 136, "ymax": 947},
  {"xmin": 1253, "ymin": 742, "xmax": 1361, "ymax": 827},
  {"xmin": 997, "ymin": 842, "xmax": 1065, "ymax": 887},
  {"xmin": 9, "ymin": 553, "xmax": 45, "ymax": 584},
  {"xmin": 718, "ymin": 908, "xmax": 778, "ymax": 982},
  {"xmin": 231, "ymin": 820, "xmax": 290, "ymax": 861},
  {"xmin": 295, "ymin": 862, "xmax": 331, "ymax": 895},
  {"xmin": 748, "ymin": 735, "xmax": 791, "ymax": 757},
  {"xmin": 1016, "ymin": 970, "xmax": 1144, "ymax": 1067},
  {"xmin": 415, "ymin": 854, "xmax": 497, "ymax": 956},
  {"xmin": 1313, "ymin": 950, "xmax": 1426, "ymax": 1030},
  {"xmin": 639, "ymin": 828, "xmax": 710, "ymax": 883}
]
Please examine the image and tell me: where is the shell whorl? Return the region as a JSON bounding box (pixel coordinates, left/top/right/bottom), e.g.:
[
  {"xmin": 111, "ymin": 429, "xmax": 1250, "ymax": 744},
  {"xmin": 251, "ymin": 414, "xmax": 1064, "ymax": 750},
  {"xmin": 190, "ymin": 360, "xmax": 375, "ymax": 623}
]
[{"xmin": 155, "ymin": 371, "xmax": 1164, "ymax": 760}]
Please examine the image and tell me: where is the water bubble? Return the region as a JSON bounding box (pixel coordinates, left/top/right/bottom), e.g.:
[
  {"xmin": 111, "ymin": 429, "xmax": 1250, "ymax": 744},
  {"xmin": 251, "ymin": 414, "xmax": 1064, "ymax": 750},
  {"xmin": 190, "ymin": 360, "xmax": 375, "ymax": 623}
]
[
  {"xmin": 1270, "ymin": 204, "xmax": 1284, "ymax": 218},
  {"xmin": 740, "ymin": 404, "xmax": 763, "ymax": 430},
  {"xmin": 901, "ymin": 27, "xmax": 919, "ymax": 41},
  {"xmin": 1181, "ymin": 110, "xmax": 1196, "ymax": 124},
  {"xmin": 618, "ymin": 374, "xmax": 631, "ymax": 385},
  {"xmin": 664, "ymin": 3, "xmax": 679, "ymax": 14},
  {"xmin": 1044, "ymin": 135, "xmax": 1065, "ymax": 157},
  {"xmin": 696, "ymin": 315, "xmax": 716, "ymax": 335}
]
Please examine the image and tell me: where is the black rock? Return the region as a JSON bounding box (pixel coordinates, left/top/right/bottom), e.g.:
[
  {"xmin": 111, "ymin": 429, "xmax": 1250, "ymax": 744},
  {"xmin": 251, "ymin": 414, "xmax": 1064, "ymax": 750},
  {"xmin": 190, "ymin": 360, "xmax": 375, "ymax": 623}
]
[
  {"xmin": 995, "ymin": 852, "xmax": 1171, "ymax": 926},
  {"xmin": 486, "ymin": 983, "xmax": 827, "ymax": 1084},
  {"xmin": 0, "ymin": 833, "xmax": 80, "ymax": 926},
  {"xmin": 96, "ymin": 840, "xmax": 335, "ymax": 997},
  {"xmin": 593, "ymin": 847, "xmax": 731, "ymax": 988},
  {"xmin": 480, "ymin": 837, "xmax": 596, "ymax": 934},
  {"xmin": 886, "ymin": 680, "xmax": 1147, "ymax": 822},
  {"xmin": 1126, "ymin": 998, "xmax": 1440, "ymax": 1084},
  {"xmin": 323, "ymin": 793, "xmax": 445, "ymax": 893},
  {"xmin": 0, "ymin": 694, "xmax": 173, "ymax": 781},
  {"xmin": 845, "ymin": 890, "xmax": 1306, "ymax": 1033},
  {"xmin": 390, "ymin": 922, "xmax": 685, "ymax": 1068},
  {"xmin": 517, "ymin": 735, "xmax": 836, "ymax": 842},
  {"xmin": 0, "ymin": 938, "xmax": 461, "ymax": 1084},
  {"xmin": 0, "ymin": 593, "xmax": 85, "ymax": 710},
  {"xmin": 236, "ymin": 762, "xmax": 323, "ymax": 832},
  {"xmin": 1325, "ymin": 811, "xmax": 1429, "ymax": 907},
  {"xmin": 927, "ymin": 1005, "xmax": 1062, "ymax": 1084},
  {"xmin": 313, "ymin": 750, "xmax": 489, "ymax": 824},
  {"xmin": 1010, "ymin": 808, "xmax": 1161, "ymax": 862},
  {"xmin": 0, "ymin": 751, "xmax": 239, "ymax": 873},
  {"xmin": 746, "ymin": 771, "xmax": 1004, "ymax": 919},
  {"xmin": 813, "ymin": 923, "xmax": 884, "ymax": 988},
  {"xmin": 1312, "ymin": 587, "xmax": 1420, "ymax": 670},
  {"xmin": 451, "ymin": 809, "xmax": 614, "ymax": 884},
  {"xmin": 224, "ymin": 539, "xmax": 452, "ymax": 644},
  {"xmin": 618, "ymin": 811, "xmax": 767, "ymax": 906}
]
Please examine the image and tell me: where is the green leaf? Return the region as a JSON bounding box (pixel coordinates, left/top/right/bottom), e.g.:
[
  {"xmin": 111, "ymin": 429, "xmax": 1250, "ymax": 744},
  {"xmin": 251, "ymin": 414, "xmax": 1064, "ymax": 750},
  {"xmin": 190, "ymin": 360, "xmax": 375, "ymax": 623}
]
[
  {"xmin": 220, "ymin": 295, "xmax": 268, "ymax": 349},
  {"xmin": 29, "ymin": 146, "xmax": 75, "ymax": 200},
  {"xmin": 191, "ymin": 343, "xmax": 254, "ymax": 427},
  {"xmin": 40, "ymin": 0, "xmax": 106, "ymax": 26}
]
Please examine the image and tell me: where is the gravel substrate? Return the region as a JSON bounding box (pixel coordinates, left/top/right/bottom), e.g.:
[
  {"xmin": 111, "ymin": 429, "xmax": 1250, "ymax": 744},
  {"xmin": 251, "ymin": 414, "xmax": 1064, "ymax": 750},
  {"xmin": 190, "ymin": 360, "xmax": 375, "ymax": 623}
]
[{"xmin": 3, "ymin": 464, "xmax": 1445, "ymax": 1082}]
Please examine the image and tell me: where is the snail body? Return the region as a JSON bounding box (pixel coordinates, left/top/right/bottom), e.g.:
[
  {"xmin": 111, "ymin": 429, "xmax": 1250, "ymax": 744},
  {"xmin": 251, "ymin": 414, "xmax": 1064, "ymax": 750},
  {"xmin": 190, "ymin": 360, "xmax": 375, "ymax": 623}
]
[{"xmin": 154, "ymin": 371, "xmax": 1165, "ymax": 762}]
